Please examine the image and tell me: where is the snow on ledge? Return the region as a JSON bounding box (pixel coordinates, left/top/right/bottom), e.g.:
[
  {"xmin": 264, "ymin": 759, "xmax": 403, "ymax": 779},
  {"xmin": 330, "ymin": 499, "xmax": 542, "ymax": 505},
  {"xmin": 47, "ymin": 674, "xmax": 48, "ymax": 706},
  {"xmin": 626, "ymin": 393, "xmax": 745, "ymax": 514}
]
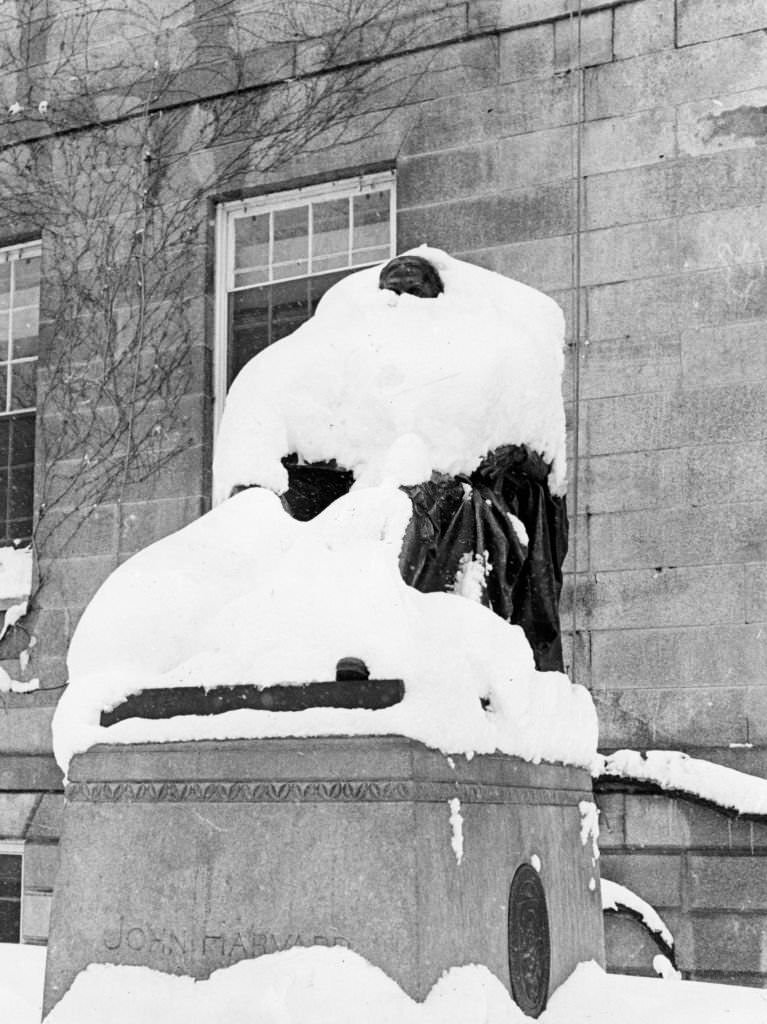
[
  {"xmin": 596, "ymin": 749, "xmax": 767, "ymax": 818},
  {"xmin": 0, "ymin": 545, "xmax": 32, "ymax": 602}
]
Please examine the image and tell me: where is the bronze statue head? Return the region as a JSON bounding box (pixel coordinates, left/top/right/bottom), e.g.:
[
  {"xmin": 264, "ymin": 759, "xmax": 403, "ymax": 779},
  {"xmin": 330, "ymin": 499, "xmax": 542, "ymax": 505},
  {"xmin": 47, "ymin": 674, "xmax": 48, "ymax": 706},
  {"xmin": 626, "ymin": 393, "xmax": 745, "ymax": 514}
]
[{"xmin": 378, "ymin": 254, "xmax": 444, "ymax": 298}]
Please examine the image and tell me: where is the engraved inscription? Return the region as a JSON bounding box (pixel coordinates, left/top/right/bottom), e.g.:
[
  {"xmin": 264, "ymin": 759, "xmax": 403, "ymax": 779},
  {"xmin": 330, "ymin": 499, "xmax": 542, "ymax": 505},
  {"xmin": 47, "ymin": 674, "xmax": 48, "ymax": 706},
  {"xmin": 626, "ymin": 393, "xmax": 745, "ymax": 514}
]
[{"xmin": 102, "ymin": 916, "xmax": 348, "ymax": 965}]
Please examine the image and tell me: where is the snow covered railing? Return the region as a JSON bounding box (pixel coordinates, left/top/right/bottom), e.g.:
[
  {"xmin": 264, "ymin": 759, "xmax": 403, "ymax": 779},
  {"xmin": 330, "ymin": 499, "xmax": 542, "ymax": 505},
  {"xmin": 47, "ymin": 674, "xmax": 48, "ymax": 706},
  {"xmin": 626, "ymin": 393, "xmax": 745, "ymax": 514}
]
[
  {"xmin": 594, "ymin": 749, "xmax": 767, "ymax": 822},
  {"xmin": 600, "ymin": 879, "xmax": 677, "ymax": 974}
]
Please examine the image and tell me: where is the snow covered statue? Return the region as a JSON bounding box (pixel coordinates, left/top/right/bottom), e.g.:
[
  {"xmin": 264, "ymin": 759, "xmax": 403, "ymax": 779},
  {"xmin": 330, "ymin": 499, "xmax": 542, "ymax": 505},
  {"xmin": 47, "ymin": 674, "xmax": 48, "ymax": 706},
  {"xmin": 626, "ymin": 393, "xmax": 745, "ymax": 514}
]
[
  {"xmin": 53, "ymin": 246, "xmax": 595, "ymax": 774},
  {"xmin": 215, "ymin": 247, "xmax": 568, "ymax": 671}
]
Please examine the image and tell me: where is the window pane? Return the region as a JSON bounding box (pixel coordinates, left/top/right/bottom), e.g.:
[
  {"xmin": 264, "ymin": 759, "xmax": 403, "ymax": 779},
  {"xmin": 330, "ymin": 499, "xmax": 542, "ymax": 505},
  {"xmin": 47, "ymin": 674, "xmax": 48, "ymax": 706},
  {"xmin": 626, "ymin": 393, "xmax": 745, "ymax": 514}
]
[
  {"xmin": 352, "ymin": 190, "xmax": 390, "ymax": 265},
  {"xmin": 234, "ymin": 213, "xmax": 269, "ymax": 287},
  {"xmin": 11, "ymin": 306, "xmax": 39, "ymax": 357},
  {"xmin": 0, "ymin": 899, "xmax": 20, "ymax": 942},
  {"xmin": 229, "ymin": 279, "xmax": 311, "ymax": 387},
  {"xmin": 0, "ymin": 366, "xmax": 8, "ymax": 414},
  {"xmin": 14, "ymin": 255, "xmax": 40, "ymax": 293},
  {"xmin": 10, "ymin": 361, "xmax": 36, "ymax": 411},
  {"xmin": 230, "ymin": 288, "xmax": 271, "ymax": 384},
  {"xmin": 0, "ymin": 313, "xmax": 8, "ymax": 362},
  {"xmin": 11, "ymin": 416, "xmax": 35, "ymax": 467},
  {"xmin": 0, "ymin": 854, "xmax": 21, "ymax": 890},
  {"xmin": 312, "ymin": 198, "xmax": 349, "ymax": 274},
  {"xmin": 10, "ymin": 464, "xmax": 34, "ymax": 522},
  {"xmin": 272, "ymin": 205, "xmax": 308, "ymax": 280},
  {"xmin": 309, "ymin": 269, "xmax": 350, "ymax": 315},
  {"xmin": 0, "ymin": 264, "xmax": 9, "ymax": 309}
]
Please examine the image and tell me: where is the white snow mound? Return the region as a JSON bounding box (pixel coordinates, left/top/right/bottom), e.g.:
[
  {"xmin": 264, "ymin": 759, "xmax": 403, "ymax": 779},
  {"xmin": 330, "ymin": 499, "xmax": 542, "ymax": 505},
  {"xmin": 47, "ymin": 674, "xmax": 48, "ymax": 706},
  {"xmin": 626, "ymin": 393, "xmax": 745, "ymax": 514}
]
[
  {"xmin": 54, "ymin": 486, "xmax": 597, "ymax": 773},
  {"xmin": 213, "ymin": 245, "xmax": 567, "ymax": 501}
]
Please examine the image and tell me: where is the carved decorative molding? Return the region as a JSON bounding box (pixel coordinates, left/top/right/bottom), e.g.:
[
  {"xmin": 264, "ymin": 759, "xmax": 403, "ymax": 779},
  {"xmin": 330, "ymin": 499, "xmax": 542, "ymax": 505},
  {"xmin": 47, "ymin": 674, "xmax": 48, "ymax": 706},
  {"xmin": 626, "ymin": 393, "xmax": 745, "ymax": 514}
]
[{"xmin": 66, "ymin": 778, "xmax": 591, "ymax": 806}]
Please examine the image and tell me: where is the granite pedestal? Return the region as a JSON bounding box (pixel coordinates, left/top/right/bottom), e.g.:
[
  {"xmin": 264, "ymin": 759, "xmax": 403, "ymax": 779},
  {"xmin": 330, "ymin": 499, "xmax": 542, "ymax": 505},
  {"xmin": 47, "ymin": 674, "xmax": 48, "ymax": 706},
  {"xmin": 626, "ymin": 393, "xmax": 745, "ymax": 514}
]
[{"xmin": 44, "ymin": 737, "xmax": 604, "ymax": 1016}]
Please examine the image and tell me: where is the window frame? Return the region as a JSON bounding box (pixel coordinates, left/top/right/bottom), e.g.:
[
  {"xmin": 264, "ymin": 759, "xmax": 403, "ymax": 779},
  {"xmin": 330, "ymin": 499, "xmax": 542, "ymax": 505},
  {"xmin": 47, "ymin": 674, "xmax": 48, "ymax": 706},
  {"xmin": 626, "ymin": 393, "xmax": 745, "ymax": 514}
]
[
  {"xmin": 213, "ymin": 171, "xmax": 396, "ymax": 444},
  {"xmin": 0, "ymin": 239, "xmax": 41, "ymax": 547},
  {"xmin": 0, "ymin": 839, "xmax": 24, "ymax": 944}
]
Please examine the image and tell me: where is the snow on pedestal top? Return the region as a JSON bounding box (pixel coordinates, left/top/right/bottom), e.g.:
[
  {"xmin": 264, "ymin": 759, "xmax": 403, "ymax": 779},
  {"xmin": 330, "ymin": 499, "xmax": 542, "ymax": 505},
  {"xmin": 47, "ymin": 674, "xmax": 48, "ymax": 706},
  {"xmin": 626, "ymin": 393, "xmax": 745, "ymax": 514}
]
[
  {"xmin": 213, "ymin": 246, "xmax": 567, "ymax": 501},
  {"xmin": 52, "ymin": 250, "xmax": 593, "ymax": 775}
]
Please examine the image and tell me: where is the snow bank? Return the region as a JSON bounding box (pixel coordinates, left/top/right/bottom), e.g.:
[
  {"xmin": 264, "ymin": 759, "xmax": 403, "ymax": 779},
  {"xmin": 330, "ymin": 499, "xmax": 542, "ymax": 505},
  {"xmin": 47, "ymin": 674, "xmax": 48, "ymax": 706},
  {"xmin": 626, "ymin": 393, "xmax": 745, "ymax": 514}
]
[
  {"xmin": 54, "ymin": 487, "xmax": 597, "ymax": 774},
  {"xmin": 543, "ymin": 960, "xmax": 767, "ymax": 1024},
  {"xmin": 44, "ymin": 947, "xmax": 522, "ymax": 1024},
  {"xmin": 39, "ymin": 951, "xmax": 767, "ymax": 1024},
  {"xmin": 213, "ymin": 246, "xmax": 567, "ymax": 501},
  {"xmin": 0, "ymin": 942, "xmax": 45, "ymax": 1024},
  {"xmin": 597, "ymin": 749, "xmax": 767, "ymax": 817}
]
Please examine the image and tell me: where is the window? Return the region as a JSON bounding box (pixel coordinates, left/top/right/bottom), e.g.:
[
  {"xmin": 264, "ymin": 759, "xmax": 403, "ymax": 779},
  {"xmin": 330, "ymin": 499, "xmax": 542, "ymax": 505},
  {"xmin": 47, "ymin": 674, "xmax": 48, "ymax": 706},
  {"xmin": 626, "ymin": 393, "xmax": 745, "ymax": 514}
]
[
  {"xmin": 0, "ymin": 242, "xmax": 40, "ymax": 544},
  {"xmin": 214, "ymin": 172, "xmax": 396, "ymax": 433},
  {"xmin": 0, "ymin": 843, "xmax": 23, "ymax": 943}
]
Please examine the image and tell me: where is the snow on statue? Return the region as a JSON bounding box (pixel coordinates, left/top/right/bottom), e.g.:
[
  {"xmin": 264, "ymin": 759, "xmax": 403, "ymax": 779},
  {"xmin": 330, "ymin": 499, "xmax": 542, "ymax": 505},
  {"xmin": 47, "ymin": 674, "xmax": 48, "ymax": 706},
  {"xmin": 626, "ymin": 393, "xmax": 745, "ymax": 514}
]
[{"xmin": 52, "ymin": 247, "xmax": 597, "ymax": 775}]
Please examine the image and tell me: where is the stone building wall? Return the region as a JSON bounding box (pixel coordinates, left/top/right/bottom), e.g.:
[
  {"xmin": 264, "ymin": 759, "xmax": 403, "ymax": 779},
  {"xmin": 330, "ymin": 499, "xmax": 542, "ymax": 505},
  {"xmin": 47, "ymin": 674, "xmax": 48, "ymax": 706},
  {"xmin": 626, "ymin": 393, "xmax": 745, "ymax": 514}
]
[{"xmin": 0, "ymin": 0, "xmax": 765, "ymax": 983}]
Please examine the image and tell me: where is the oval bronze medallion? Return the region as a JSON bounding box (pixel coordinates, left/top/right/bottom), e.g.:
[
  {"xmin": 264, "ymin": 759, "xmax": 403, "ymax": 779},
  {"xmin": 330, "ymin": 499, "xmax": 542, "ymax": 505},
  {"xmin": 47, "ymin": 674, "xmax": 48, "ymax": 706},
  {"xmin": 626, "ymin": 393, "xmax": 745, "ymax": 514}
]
[{"xmin": 507, "ymin": 863, "xmax": 551, "ymax": 1018}]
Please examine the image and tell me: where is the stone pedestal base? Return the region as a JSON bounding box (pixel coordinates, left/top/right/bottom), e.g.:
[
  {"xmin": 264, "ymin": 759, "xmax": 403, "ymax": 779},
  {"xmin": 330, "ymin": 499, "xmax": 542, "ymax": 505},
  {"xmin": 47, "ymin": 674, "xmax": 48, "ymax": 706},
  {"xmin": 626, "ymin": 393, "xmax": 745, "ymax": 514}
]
[{"xmin": 44, "ymin": 737, "xmax": 604, "ymax": 1016}]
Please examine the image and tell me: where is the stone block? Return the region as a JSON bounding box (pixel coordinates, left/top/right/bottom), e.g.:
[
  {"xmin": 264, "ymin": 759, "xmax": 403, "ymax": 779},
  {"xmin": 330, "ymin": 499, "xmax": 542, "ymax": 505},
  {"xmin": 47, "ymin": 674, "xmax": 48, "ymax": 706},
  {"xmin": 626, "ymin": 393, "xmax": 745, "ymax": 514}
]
[
  {"xmin": 403, "ymin": 87, "xmax": 506, "ymax": 155},
  {"xmin": 585, "ymin": 31, "xmax": 767, "ymax": 120},
  {"xmin": 399, "ymin": 180, "xmax": 575, "ymax": 250},
  {"xmin": 470, "ymin": 0, "xmax": 612, "ymax": 33},
  {"xmin": 0, "ymin": 793, "xmax": 38, "ymax": 838},
  {"xmin": 554, "ymin": 9, "xmax": 612, "ymax": 70},
  {"xmin": 603, "ymin": 912, "xmax": 666, "ymax": 974},
  {"xmin": 582, "ymin": 107, "xmax": 676, "ymax": 176},
  {"xmin": 22, "ymin": 891, "xmax": 52, "ymax": 943},
  {"xmin": 499, "ymin": 23, "xmax": 555, "ymax": 82},
  {"xmin": 398, "ymin": 144, "xmax": 498, "ymax": 207},
  {"xmin": 594, "ymin": 686, "xmax": 767, "ymax": 749},
  {"xmin": 23, "ymin": 843, "xmax": 60, "ymax": 891},
  {"xmin": 600, "ymin": 852, "xmax": 682, "ymax": 907},
  {"xmin": 0, "ymin": 706, "xmax": 54, "ymax": 755},
  {"xmin": 565, "ymin": 564, "xmax": 745, "ymax": 630},
  {"xmin": 682, "ymin": 320, "xmax": 767, "ymax": 389},
  {"xmin": 498, "ymin": 125, "xmax": 572, "ymax": 189},
  {"xmin": 593, "ymin": 792, "xmax": 626, "ymax": 849},
  {"xmin": 44, "ymin": 738, "xmax": 604, "ymax": 1016},
  {"xmin": 677, "ymin": 87, "xmax": 767, "ymax": 159},
  {"xmin": 688, "ymin": 854, "xmax": 767, "ymax": 910},
  {"xmin": 591, "ymin": 624, "xmax": 767, "ymax": 691},
  {"xmin": 677, "ymin": 0, "xmax": 767, "ymax": 47},
  {"xmin": 588, "ymin": 502, "xmax": 767, "ymax": 571},
  {"xmin": 35, "ymin": 555, "xmax": 115, "ymax": 612},
  {"xmin": 614, "ymin": 0, "xmax": 675, "ymax": 58},
  {"xmin": 25, "ymin": 794, "xmax": 65, "ymax": 843},
  {"xmin": 677, "ymin": 203, "xmax": 767, "ymax": 275},
  {"xmin": 677, "ymin": 914, "xmax": 767, "ymax": 973},
  {"xmin": 462, "ymin": 234, "xmax": 573, "ymax": 292},
  {"xmin": 567, "ymin": 334, "xmax": 681, "ymax": 402},
  {"xmin": 746, "ymin": 564, "xmax": 767, "ymax": 622},
  {"xmin": 588, "ymin": 266, "xmax": 767, "ymax": 341},
  {"xmin": 577, "ymin": 449, "xmax": 684, "ymax": 515},
  {"xmin": 119, "ymin": 496, "xmax": 207, "ymax": 557},
  {"xmin": 682, "ymin": 441, "xmax": 767, "ymax": 506},
  {"xmin": 623, "ymin": 794, "xmax": 767, "ymax": 851},
  {"xmin": 615, "ymin": 143, "xmax": 767, "ymax": 224},
  {"xmin": 582, "ymin": 383, "xmax": 767, "ymax": 455},
  {"xmin": 0, "ymin": 754, "xmax": 62, "ymax": 792},
  {"xmin": 581, "ymin": 219, "xmax": 678, "ymax": 286}
]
